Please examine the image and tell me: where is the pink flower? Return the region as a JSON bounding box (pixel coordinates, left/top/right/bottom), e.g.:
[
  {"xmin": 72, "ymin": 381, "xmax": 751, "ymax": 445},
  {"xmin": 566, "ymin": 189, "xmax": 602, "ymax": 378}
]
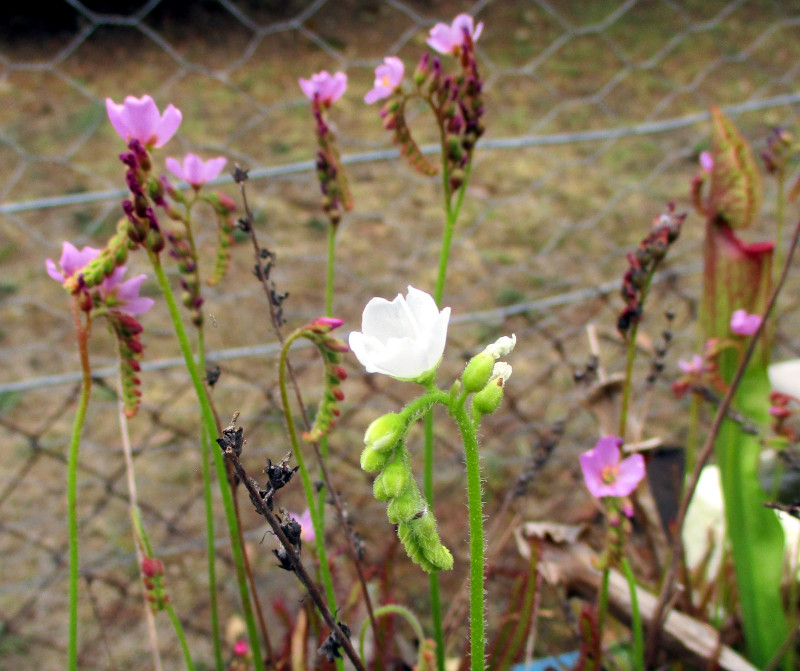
[
  {"xmin": 730, "ymin": 309, "xmax": 762, "ymax": 336},
  {"xmin": 365, "ymin": 57, "xmax": 404, "ymax": 104},
  {"xmin": 106, "ymin": 95, "xmax": 182, "ymax": 148},
  {"xmin": 292, "ymin": 509, "xmax": 315, "ymax": 544},
  {"xmin": 299, "ymin": 71, "xmax": 347, "ymax": 105},
  {"xmin": 426, "ymin": 14, "xmax": 483, "ymax": 55},
  {"xmin": 100, "ymin": 267, "xmax": 155, "ymax": 316},
  {"xmin": 46, "ymin": 242, "xmax": 101, "ymax": 284},
  {"xmin": 165, "ymin": 153, "xmax": 227, "ymax": 188},
  {"xmin": 233, "ymin": 639, "xmax": 249, "ymax": 657},
  {"xmin": 700, "ymin": 151, "xmax": 713, "ymax": 173},
  {"xmin": 678, "ymin": 354, "xmax": 704, "ymax": 375},
  {"xmin": 580, "ymin": 436, "xmax": 645, "ymax": 499}
]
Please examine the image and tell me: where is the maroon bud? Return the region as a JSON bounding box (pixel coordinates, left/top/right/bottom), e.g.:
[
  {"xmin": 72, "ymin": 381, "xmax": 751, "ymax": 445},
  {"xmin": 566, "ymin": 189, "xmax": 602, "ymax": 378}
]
[{"xmin": 141, "ymin": 557, "xmax": 164, "ymax": 578}]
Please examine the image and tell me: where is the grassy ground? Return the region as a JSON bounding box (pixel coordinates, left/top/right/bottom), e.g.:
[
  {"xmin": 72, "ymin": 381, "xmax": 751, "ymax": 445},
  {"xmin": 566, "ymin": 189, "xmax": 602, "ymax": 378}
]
[{"xmin": 3, "ymin": 0, "xmax": 800, "ymax": 668}]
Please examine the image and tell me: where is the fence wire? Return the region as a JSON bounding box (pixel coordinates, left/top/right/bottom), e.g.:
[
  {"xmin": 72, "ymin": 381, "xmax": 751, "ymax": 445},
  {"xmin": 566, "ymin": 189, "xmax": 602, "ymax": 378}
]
[{"xmin": 3, "ymin": 0, "xmax": 800, "ymax": 667}]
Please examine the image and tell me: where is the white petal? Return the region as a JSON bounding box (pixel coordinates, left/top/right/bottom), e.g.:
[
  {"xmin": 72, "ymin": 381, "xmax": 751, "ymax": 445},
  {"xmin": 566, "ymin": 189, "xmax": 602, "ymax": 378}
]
[
  {"xmin": 362, "ymin": 294, "xmax": 416, "ymax": 341},
  {"xmin": 405, "ymin": 286, "xmax": 442, "ymax": 325},
  {"xmin": 769, "ymin": 359, "xmax": 800, "ymax": 398}
]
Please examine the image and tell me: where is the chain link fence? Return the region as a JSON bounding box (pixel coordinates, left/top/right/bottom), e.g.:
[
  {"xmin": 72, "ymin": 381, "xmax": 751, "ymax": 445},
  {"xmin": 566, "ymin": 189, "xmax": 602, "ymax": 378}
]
[{"xmin": 3, "ymin": 0, "xmax": 800, "ymax": 667}]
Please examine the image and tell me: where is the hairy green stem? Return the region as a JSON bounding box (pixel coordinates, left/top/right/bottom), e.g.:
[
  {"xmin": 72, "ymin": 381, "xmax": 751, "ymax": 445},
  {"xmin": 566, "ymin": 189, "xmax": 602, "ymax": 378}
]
[
  {"xmin": 597, "ymin": 568, "xmax": 610, "ymax": 635},
  {"xmin": 67, "ymin": 302, "xmax": 92, "ymax": 671},
  {"xmin": 149, "ymin": 255, "xmax": 265, "ymax": 671},
  {"xmin": 451, "ymin": 403, "xmax": 486, "ymax": 671},
  {"xmin": 621, "ymin": 557, "xmax": 644, "ymax": 671}
]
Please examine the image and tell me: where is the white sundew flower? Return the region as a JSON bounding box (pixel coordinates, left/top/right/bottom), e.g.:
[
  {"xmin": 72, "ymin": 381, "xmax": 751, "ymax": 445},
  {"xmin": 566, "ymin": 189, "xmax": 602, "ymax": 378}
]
[
  {"xmin": 769, "ymin": 359, "xmax": 800, "ymax": 399},
  {"xmin": 349, "ymin": 286, "xmax": 450, "ymax": 381}
]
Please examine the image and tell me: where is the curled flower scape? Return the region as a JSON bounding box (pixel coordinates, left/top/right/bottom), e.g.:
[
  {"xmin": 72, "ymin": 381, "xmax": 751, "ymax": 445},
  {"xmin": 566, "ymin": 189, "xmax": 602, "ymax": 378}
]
[
  {"xmin": 580, "ymin": 436, "xmax": 645, "ymax": 499},
  {"xmin": 426, "ymin": 13, "xmax": 483, "ymax": 55},
  {"xmin": 46, "ymin": 242, "xmax": 100, "ymax": 284},
  {"xmin": 299, "ymin": 71, "xmax": 347, "ymax": 105},
  {"xmin": 166, "ymin": 153, "xmax": 227, "ymax": 188},
  {"xmin": 106, "ymin": 95, "xmax": 182, "ymax": 148},
  {"xmin": 365, "ymin": 57, "xmax": 404, "ymax": 104},
  {"xmin": 730, "ymin": 309, "xmax": 762, "ymax": 336},
  {"xmin": 99, "ymin": 267, "xmax": 155, "ymax": 316},
  {"xmin": 349, "ymin": 286, "xmax": 450, "ymax": 381}
]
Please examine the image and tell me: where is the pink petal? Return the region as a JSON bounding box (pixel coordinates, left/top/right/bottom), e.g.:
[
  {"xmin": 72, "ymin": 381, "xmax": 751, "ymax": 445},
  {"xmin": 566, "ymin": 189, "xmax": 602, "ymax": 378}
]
[
  {"xmin": 364, "ymin": 85, "xmax": 392, "ymax": 104},
  {"xmin": 611, "ymin": 453, "xmax": 646, "ymax": 497},
  {"xmin": 452, "ymin": 14, "xmax": 475, "ymax": 38},
  {"xmin": 329, "ymin": 72, "xmax": 348, "ymax": 103},
  {"xmin": 200, "ymin": 156, "xmax": 227, "ymax": 183},
  {"xmin": 114, "ymin": 273, "xmax": 146, "ymax": 302},
  {"xmin": 106, "ymin": 98, "xmax": 131, "ymax": 143},
  {"xmin": 121, "ymin": 296, "xmax": 155, "ymax": 315},
  {"xmin": 152, "ymin": 103, "xmax": 182, "ymax": 148},
  {"xmin": 121, "ymin": 95, "xmax": 161, "ymax": 146},
  {"xmin": 46, "ymin": 258, "xmax": 64, "ymax": 282},
  {"xmin": 165, "ymin": 156, "xmax": 185, "ymax": 181},
  {"xmin": 299, "ymin": 77, "xmax": 316, "ymax": 99},
  {"xmin": 385, "ymin": 57, "xmax": 405, "ymax": 85},
  {"xmin": 593, "ymin": 435, "xmax": 622, "ymax": 469},
  {"xmin": 427, "ymin": 23, "xmax": 455, "ymax": 53},
  {"xmin": 182, "ymin": 153, "xmax": 205, "ymax": 185},
  {"xmin": 101, "ymin": 266, "xmax": 128, "ymax": 293},
  {"xmin": 730, "ymin": 309, "xmax": 762, "ymax": 336},
  {"xmin": 60, "ymin": 242, "xmax": 101, "ymax": 277}
]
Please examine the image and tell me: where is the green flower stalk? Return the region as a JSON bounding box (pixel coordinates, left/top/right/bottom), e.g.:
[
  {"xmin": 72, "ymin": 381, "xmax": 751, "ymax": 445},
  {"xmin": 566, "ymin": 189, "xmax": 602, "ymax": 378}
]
[
  {"xmin": 695, "ymin": 107, "xmax": 788, "ymax": 666},
  {"xmin": 350, "ymin": 288, "xmax": 515, "ymax": 671}
]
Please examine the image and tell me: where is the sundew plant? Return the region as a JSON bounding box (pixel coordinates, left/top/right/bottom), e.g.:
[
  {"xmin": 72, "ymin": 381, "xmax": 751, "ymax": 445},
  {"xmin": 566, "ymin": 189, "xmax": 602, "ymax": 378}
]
[{"xmin": 47, "ymin": 11, "xmax": 800, "ymax": 671}]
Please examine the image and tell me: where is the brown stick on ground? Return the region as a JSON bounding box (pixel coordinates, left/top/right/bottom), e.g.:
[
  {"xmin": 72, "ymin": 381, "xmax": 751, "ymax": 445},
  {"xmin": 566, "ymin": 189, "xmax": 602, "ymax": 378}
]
[{"xmin": 543, "ymin": 544, "xmax": 757, "ymax": 671}]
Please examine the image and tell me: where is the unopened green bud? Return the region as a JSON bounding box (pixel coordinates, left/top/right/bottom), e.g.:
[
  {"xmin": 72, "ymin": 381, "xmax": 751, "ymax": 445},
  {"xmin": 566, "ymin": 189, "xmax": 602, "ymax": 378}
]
[
  {"xmin": 463, "ymin": 335, "xmax": 517, "ymax": 393},
  {"xmin": 472, "ymin": 363, "xmax": 512, "ymax": 416},
  {"xmin": 147, "ymin": 175, "xmax": 165, "ymax": 202},
  {"xmin": 361, "ymin": 445, "xmax": 390, "ymax": 472},
  {"xmin": 462, "ymin": 351, "xmax": 494, "ymax": 393},
  {"xmin": 364, "ymin": 412, "xmax": 404, "ymax": 452},
  {"xmin": 380, "ymin": 453, "xmax": 410, "ymax": 499},
  {"xmin": 387, "ymin": 484, "xmax": 424, "ymax": 524},
  {"xmin": 373, "ymin": 471, "xmax": 389, "ymax": 501}
]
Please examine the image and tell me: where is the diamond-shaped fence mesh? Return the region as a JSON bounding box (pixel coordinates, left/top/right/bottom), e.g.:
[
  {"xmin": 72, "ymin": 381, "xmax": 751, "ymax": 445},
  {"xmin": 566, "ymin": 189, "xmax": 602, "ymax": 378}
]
[{"xmin": 3, "ymin": 0, "xmax": 800, "ymax": 667}]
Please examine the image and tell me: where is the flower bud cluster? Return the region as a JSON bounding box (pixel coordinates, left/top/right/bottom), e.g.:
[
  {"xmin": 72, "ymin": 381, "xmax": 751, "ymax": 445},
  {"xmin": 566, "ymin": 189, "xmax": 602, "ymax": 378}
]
[
  {"xmin": 202, "ymin": 191, "xmax": 237, "ymax": 286},
  {"xmin": 166, "ymin": 230, "xmax": 204, "ymax": 327},
  {"xmin": 62, "ymin": 224, "xmax": 132, "ymax": 298},
  {"xmin": 119, "ymin": 139, "xmax": 165, "ymax": 254},
  {"xmin": 360, "ymin": 413, "xmax": 453, "ymax": 572},
  {"xmin": 462, "ymin": 334, "xmax": 515, "ymax": 420},
  {"xmin": 309, "ymin": 97, "xmax": 353, "ymax": 228},
  {"xmin": 301, "ymin": 317, "xmax": 350, "ymax": 443},
  {"xmin": 618, "ymin": 203, "xmax": 686, "ymax": 335},
  {"xmin": 770, "ymin": 392, "xmax": 798, "ymax": 442},
  {"xmin": 375, "ymin": 16, "xmax": 484, "ymax": 188},
  {"xmin": 416, "ymin": 31, "xmax": 484, "ymax": 190},
  {"xmin": 140, "ymin": 556, "xmax": 169, "ymax": 612},
  {"xmin": 110, "ymin": 312, "xmax": 147, "ymax": 417}
]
